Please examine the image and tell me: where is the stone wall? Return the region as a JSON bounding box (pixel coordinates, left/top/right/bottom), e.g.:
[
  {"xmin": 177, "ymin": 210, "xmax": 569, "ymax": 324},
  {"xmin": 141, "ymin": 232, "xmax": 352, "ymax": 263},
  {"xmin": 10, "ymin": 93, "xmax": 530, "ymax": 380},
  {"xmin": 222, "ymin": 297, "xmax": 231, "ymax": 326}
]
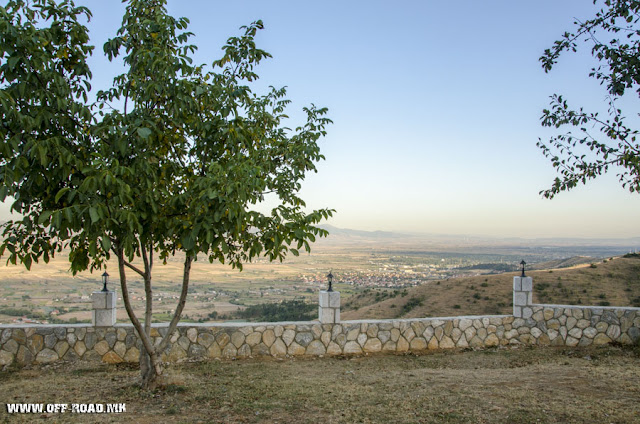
[
  {"xmin": 0, "ymin": 276, "xmax": 638, "ymax": 367},
  {"xmin": 1, "ymin": 305, "xmax": 639, "ymax": 367}
]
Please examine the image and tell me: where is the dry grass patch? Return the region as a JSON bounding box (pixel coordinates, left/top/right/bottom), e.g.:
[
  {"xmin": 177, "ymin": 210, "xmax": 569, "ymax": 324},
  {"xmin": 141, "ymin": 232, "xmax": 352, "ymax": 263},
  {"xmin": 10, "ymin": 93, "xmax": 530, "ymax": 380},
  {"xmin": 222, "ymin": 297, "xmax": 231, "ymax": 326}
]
[{"xmin": 1, "ymin": 345, "xmax": 639, "ymax": 423}]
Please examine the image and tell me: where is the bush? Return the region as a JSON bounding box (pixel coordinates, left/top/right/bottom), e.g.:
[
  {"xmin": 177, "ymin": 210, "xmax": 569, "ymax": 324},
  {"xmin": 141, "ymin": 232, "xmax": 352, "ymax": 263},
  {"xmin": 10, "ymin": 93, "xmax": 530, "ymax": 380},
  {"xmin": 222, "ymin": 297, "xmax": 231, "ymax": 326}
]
[
  {"xmin": 401, "ymin": 297, "xmax": 424, "ymax": 314},
  {"xmin": 236, "ymin": 300, "xmax": 316, "ymax": 322}
]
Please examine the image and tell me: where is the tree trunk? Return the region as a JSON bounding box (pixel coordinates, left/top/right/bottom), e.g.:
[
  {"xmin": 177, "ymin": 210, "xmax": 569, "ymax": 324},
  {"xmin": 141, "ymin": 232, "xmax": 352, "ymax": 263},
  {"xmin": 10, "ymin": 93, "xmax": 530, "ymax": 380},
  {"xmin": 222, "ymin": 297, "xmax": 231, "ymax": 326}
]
[
  {"xmin": 139, "ymin": 348, "xmax": 153, "ymax": 387},
  {"xmin": 114, "ymin": 246, "xmax": 193, "ymax": 389},
  {"xmin": 139, "ymin": 348, "xmax": 163, "ymax": 389},
  {"xmin": 115, "ymin": 246, "xmax": 160, "ymax": 389},
  {"xmin": 140, "ymin": 243, "xmax": 155, "ymax": 388}
]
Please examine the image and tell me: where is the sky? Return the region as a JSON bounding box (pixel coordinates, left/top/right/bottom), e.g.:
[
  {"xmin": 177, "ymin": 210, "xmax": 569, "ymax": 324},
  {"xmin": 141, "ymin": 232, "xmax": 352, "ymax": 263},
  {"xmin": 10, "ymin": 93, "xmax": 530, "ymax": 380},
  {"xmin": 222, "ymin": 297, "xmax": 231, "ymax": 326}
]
[{"xmin": 2, "ymin": 0, "xmax": 639, "ymax": 239}]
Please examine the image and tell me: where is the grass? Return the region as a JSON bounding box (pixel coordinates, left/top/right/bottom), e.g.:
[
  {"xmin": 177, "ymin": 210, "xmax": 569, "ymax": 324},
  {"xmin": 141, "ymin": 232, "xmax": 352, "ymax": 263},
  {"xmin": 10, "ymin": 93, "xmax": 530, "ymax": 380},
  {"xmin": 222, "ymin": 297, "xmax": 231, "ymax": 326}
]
[{"xmin": 1, "ymin": 345, "xmax": 639, "ymax": 423}]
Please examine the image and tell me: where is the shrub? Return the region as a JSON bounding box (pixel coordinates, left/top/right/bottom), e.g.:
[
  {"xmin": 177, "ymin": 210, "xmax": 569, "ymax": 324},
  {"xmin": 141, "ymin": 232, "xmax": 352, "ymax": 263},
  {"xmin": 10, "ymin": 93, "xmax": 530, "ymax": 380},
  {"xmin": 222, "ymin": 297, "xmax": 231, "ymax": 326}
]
[{"xmin": 236, "ymin": 300, "xmax": 316, "ymax": 322}]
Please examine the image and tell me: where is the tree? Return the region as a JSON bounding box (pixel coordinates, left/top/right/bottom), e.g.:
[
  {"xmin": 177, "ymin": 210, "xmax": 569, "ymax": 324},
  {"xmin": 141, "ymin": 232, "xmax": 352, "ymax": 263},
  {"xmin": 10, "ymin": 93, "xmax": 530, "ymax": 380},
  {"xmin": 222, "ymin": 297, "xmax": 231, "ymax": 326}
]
[
  {"xmin": 0, "ymin": 0, "xmax": 333, "ymax": 388},
  {"xmin": 537, "ymin": 0, "xmax": 640, "ymax": 198}
]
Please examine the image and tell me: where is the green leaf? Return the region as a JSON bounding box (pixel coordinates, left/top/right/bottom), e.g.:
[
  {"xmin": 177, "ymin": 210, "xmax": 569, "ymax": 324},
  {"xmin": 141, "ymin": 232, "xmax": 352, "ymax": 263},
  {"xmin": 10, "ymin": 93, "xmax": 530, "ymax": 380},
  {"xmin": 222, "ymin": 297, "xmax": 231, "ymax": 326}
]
[
  {"xmin": 101, "ymin": 236, "xmax": 111, "ymax": 252},
  {"xmin": 89, "ymin": 207, "xmax": 99, "ymax": 223},
  {"xmin": 137, "ymin": 127, "xmax": 152, "ymax": 139},
  {"xmin": 23, "ymin": 254, "xmax": 32, "ymax": 271},
  {"xmin": 182, "ymin": 234, "xmax": 195, "ymax": 250},
  {"xmin": 55, "ymin": 187, "xmax": 70, "ymax": 203},
  {"xmin": 7, "ymin": 56, "xmax": 19, "ymax": 69},
  {"xmin": 38, "ymin": 211, "xmax": 52, "ymax": 225}
]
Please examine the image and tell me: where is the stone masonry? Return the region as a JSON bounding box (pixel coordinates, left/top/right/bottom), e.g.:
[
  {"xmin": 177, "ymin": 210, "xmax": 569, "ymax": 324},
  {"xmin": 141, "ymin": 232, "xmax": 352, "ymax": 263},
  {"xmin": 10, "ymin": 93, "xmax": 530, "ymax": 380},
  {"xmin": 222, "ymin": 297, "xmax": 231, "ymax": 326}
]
[
  {"xmin": 91, "ymin": 290, "xmax": 116, "ymax": 327},
  {"xmin": 0, "ymin": 306, "xmax": 638, "ymax": 367},
  {"xmin": 318, "ymin": 290, "xmax": 340, "ymax": 324},
  {"xmin": 513, "ymin": 276, "xmax": 533, "ymax": 318}
]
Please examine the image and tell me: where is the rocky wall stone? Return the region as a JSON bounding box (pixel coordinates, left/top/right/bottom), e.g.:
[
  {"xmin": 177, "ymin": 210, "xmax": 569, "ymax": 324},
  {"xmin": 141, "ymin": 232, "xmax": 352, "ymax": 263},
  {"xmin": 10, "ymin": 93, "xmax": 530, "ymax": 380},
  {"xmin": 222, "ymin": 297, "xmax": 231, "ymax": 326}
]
[{"xmin": 1, "ymin": 305, "xmax": 639, "ymax": 368}]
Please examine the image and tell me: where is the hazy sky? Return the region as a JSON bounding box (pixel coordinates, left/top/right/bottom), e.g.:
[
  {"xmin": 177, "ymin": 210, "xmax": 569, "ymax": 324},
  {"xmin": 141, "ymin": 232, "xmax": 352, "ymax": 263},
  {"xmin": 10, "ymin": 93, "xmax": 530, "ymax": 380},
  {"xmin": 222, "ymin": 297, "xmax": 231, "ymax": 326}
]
[{"xmin": 2, "ymin": 0, "xmax": 639, "ymax": 239}]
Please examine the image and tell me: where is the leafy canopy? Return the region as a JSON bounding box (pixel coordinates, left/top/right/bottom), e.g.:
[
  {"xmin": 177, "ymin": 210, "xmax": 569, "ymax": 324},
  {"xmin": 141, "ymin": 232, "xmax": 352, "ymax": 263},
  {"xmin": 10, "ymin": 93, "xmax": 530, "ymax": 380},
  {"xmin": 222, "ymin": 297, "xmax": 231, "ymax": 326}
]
[
  {"xmin": 0, "ymin": 0, "xmax": 333, "ymax": 273},
  {"xmin": 538, "ymin": 0, "xmax": 640, "ymax": 198}
]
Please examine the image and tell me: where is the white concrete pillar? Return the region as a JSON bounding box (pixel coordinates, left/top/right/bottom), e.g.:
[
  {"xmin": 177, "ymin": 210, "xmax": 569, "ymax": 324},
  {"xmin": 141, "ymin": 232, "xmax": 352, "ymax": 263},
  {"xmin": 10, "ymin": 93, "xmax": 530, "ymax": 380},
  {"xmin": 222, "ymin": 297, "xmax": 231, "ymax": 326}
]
[
  {"xmin": 319, "ymin": 290, "xmax": 340, "ymax": 324},
  {"xmin": 513, "ymin": 276, "xmax": 533, "ymax": 319},
  {"xmin": 92, "ymin": 290, "xmax": 116, "ymax": 326}
]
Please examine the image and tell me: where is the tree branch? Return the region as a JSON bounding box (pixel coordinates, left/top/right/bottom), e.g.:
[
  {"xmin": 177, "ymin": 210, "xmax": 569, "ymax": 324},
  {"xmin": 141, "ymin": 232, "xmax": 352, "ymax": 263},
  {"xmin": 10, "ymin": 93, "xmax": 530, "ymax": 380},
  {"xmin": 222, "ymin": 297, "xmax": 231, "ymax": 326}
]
[
  {"xmin": 115, "ymin": 246, "xmax": 156, "ymax": 361},
  {"xmin": 123, "ymin": 260, "xmax": 145, "ymax": 277},
  {"xmin": 141, "ymin": 242, "xmax": 153, "ymax": 334},
  {"xmin": 157, "ymin": 254, "xmax": 192, "ymax": 353}
]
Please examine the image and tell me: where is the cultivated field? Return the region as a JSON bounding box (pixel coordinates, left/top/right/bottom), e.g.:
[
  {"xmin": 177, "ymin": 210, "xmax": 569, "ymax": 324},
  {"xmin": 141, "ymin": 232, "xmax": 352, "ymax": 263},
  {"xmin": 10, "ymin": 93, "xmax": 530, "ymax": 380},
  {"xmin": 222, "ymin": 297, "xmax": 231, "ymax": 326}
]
[
  {"xmin": 0, "ymin": 246, "xmax": 369, "ymax": 324},
  {"xmin": 0, "ymin": 344, "xmax": 638, "ymax": 423}
]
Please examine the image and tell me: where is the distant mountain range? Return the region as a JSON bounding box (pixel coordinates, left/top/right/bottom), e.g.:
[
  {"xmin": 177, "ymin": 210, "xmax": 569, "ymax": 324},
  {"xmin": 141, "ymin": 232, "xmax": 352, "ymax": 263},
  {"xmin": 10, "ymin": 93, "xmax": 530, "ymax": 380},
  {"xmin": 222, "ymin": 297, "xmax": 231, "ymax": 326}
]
[
  {"xmin": 318, "ymin": 224, "xmax": 640, "ymax": 248},
  {"xmin": 318, "ymin": 224, "xmax": 410, "ymax": 239}
]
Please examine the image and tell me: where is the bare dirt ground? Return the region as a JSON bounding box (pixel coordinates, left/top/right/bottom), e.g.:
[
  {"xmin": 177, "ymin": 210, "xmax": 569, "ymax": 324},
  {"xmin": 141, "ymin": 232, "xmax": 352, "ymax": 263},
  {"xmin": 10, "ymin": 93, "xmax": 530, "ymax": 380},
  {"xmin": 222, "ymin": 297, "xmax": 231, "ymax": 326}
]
[{"xmin": 1, "ymin": 344, "xmax": 639, "ymax": 423}]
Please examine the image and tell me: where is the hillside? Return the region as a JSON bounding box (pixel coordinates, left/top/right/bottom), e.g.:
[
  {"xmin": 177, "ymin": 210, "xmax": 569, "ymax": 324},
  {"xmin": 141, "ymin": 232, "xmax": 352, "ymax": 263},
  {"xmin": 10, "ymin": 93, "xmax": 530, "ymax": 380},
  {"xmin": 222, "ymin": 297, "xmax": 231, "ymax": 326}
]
[{"xmin": 341, "ymin": 254, "xmax": 640, "ymax": 319}]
